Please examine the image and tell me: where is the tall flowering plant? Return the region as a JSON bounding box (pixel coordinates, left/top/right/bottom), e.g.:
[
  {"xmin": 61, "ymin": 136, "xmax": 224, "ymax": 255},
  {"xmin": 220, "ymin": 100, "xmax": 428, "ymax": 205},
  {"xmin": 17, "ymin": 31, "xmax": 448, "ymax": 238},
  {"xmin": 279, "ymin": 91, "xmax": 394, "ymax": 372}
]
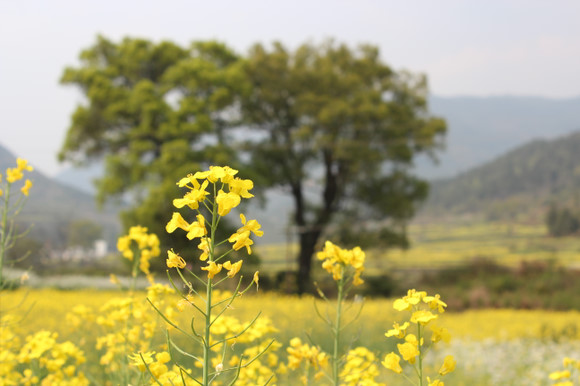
[
  {"xmin": 382, "ymin": 289, "xmax": 455, "ymax": 386},
  {"xmin": 285, "ymin": 241, "xmax": 369, "ymax": 385},
  {"xmin": 117, "ymin": 225, "xmax": 161, "ymax": 289},
  {"xmin": 0, "ymin": 158, "xmax": 33, "ymax": 288},
  {"xmin": 140, "ymin": 166, "xmax": 268, "ymax": 385},
  {"xmin": 315, "ymin": 241, "xmax": 366, "ymax": 385}
]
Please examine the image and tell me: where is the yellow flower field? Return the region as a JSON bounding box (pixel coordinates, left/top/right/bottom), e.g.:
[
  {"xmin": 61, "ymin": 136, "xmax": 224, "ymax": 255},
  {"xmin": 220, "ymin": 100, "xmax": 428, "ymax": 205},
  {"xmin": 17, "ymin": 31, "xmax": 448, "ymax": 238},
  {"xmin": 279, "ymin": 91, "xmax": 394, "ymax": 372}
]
[{"xmin": 3, "ymin": 288, "xmax": 580, "ymax": 384}]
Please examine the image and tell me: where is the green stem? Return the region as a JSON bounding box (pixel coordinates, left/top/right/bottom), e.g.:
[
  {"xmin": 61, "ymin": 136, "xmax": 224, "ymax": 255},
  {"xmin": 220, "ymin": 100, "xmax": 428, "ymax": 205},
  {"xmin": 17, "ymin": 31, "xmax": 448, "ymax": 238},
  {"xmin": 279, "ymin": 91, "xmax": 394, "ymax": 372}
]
[
  {"xmin": 203, "ymin": 183, "xmax": 219, "ymax": 386},
  {"xmin": 417, "ymin": 322, "xmax": 423, "ymax": 386},
  {"xmin": 332, "ymin": 272, "xmax": 345, "ymax": 385},
  {"xmin": 0, "ymin": 183, "xmax": 11, "ymax": 289},
  {"xmin": 130, "ymin": 246, "xmax": 140, "ymax": 292},
  {"xmin": 203, "ymin": 276, "xmax": 212, "ymax": 385}
]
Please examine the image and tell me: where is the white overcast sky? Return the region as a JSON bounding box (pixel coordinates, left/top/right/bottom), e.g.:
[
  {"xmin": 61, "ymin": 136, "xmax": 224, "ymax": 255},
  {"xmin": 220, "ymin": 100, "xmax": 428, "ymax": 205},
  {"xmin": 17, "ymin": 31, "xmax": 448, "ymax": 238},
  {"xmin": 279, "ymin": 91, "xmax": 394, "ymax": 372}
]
[{"xmin": 1, "ymin": 0, "xmax": 580, "ymax": 177}]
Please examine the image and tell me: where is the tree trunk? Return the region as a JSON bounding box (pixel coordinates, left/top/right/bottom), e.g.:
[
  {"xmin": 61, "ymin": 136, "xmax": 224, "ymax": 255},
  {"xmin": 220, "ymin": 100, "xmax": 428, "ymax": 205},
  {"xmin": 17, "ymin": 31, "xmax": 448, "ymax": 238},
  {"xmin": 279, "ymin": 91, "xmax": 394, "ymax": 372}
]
[
  {"xmin": 291, "ymin": 151, "xmax": 340, "ymax": 294},
  {"xmin": 296, "ymin": 228, "xmax": 321, "ymax": 294}
]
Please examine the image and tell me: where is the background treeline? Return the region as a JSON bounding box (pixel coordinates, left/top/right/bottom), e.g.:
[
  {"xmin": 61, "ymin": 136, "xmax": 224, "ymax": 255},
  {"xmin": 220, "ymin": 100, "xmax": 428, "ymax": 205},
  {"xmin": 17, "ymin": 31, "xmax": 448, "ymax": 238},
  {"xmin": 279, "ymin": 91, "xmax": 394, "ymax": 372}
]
[{"xmin": 545, "ymin": 205, "xmax": 580, "ymax": 237}]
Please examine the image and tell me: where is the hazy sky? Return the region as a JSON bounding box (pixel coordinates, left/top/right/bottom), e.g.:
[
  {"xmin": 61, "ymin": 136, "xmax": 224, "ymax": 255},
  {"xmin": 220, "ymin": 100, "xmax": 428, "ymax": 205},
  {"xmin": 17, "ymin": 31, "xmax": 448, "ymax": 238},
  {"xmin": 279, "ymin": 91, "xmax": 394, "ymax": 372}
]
[{"xmin": 1, "ymin": 0, "xmax": 580, "ymax": 177}]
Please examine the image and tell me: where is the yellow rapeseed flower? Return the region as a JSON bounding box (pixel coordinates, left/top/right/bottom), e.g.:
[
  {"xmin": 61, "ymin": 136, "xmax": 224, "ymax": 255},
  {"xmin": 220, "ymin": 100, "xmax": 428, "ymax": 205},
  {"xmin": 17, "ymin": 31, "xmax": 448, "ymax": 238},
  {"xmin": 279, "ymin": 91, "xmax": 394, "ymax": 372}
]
[
  {"xmin": 393, "ymin": 289, "xmax": 428, "ymax": 311},
  {"xmin": 201, "ymin": 261, "xmax": 222, "ymax": 279},
  {"xmin": 198, "ymin": 237, "xmax": 211, "ymax": 261},
  {"xmin": 166, "ymin": 212, "xmax": 191, "ymax": 234},
  {"xmin": 397, "ymin": 341, "xmax": 419, "ymax": 364},
  {"xmin": 411, "ymin": 310, "xmax": 438, "ymax": 325},
  {"xmin": 216, "ymin": 189, "xmax": 241, "ymax": 216},
  {"xmin": 382, "ymin": 352, "xmax": 403, "ymax": 374},
  {"xmin": 549, "ymin": 370, "xmax": 572, "ymax": 380},
  {"xmin": 237, "ymin": 213, "xmax": 264, "ymax": 237},
  {"xmin": 186, "ymin": 214, "xmax": 207, "ymax": 240},
  {"xmin": 173, "ymin": 179, "xmax": 209, "ymax": 209},
  {"xmin": 423, "ymin": 294, "xmax": 447, "ymax": 313},
  {"xmin": 228, "ymin": 177, "xmax": 254, "ymax": 198},
  {"xmin": 438, "ymin": 355, "xmax": 456, "ymax": 376},
  {"xmin": 385, "ymin": 322, "xmax": 410, "ymax": 339},
  {"xmin": 223, "ymin": 260, "xmax": 243, "ymax": 278},
  {"xmin": 427, "ymin": 377, "xmax": 444, "ymax": 386},
  {"xmin": 116, "ymin": 226, "xmax": 160, "ymax": 275},
  {"xmin": 21, "ymin": 179, "xmax": 32, "ymax": 196},
  {"xmin": 129, "ymin": 351, "xmax": 156, "ymax": 372},
  {"xmin": 430, "ymin": 325, "xmax": 451, "ymax": 343},
  {"xmin": 228, "ymin": 230, "xmax": 254, "ymax": 254},
  {"xmin": 253, "ymin": 271, "xmax": 259, "ymax": 289},
  {"xmin": 16, "ymin": 157, "xmax": 34, "ymax": 172},
  {"xmin": 6, "ymin": 167, "xmax": 23, "ymax": 183},
  {"xmin": 166, "ymin": 249, "xmax": 186, "ymax": 269}
]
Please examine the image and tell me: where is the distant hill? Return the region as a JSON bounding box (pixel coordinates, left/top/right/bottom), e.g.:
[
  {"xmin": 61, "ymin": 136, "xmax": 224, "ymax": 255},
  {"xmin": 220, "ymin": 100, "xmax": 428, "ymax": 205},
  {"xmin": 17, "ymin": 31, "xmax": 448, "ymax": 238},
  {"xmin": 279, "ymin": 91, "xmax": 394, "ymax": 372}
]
[
  {"xmin": 422, "ymin": 130, "xmax": 580, "ymax": 221},
  {"xmin": 419, "ymin": 95, "xmax": 580, "ymax": 179},
  {"xmin": 54, "ymin": 162, "xmax": 104, "ymax": 195},
  {"xmin": 0, "ymin": 144, "xmax": 122, "ymax": 249}
]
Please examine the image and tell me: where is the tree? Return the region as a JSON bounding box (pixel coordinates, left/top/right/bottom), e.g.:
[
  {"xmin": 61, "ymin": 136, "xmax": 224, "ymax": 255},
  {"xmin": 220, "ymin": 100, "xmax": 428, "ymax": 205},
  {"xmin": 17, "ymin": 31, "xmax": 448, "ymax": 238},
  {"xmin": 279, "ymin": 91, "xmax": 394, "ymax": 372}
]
[
  {"xmin": 239, "ymin": 41, "xmax": 446, "ymax": 292},
  {"xmin": 60, "ymin": 37, "xmax": 446, "ymax": 293},
  {"xmin": 546, "ymin": 204, "xmax": 580, "ymax": 237},
  {"xmin": 66, "ymin": 219, "xmax": 103, "ymax": 249},
  {"xmin": 59, "ymin": 36, "xmax": 249, "ymax": 253}
]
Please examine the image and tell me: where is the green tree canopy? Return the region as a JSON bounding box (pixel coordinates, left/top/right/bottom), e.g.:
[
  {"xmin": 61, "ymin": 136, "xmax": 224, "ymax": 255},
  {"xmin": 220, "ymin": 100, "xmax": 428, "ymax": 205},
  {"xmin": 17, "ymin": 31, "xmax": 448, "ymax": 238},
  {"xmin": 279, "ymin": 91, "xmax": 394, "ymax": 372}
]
[
  {"xmin": 59, "ymin": 36, "xmax": 248, "ymax": 252},
  {"xmin": 239, "ymin": 41, "xmax": 446, "ymax": 291},
  {"xmin": 60, "ymin": 37, "xmax": 446, "ymax": 292}
]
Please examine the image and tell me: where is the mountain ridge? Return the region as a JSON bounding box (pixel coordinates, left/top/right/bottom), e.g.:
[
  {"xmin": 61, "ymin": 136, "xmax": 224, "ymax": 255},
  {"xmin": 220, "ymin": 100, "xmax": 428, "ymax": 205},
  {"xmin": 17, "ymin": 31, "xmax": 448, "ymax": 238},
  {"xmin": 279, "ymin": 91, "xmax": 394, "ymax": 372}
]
[
  {"xmin": 422, "ymin": 130, "xmax": 580, "ymax": 221},
  {"xmin": 421, "ymin": 95, "xmax": 580, "ymax": 179}
]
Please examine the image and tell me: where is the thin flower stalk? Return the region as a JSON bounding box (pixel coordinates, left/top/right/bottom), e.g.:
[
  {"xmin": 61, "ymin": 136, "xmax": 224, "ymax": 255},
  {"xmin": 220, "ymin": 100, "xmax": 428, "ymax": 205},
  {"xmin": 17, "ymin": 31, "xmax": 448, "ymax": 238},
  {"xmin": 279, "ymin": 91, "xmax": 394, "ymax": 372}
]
[
  {"xmin": 0, "ymin": 158, "xmax": 33, "ymax": 289},
  {"xmin": 306, "ymin": 241, "xmax": 367, "ymax": 385}
]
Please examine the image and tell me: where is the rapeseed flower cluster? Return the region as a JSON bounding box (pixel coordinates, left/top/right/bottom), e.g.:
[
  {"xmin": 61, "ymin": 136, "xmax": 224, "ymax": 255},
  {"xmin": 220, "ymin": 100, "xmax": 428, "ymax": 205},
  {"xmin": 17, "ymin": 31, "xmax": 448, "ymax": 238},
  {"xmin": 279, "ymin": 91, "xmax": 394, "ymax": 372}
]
[
  {"xmin": 128, "ymin": 350, "xmax": 200, "ymax": 385},
  {"xmin": 316, "ymin": 240, "xmax": 365, "ymax": 285},
  {"xmin": 383, "ymin": 289, "xmax": 455, "ymax": 386},
  {"xmin": 549, "ymin": 357, "xmax": 580, "ymax": 386},
  {"xmin": 0, "ymin": 317, "xmax": 88, "ymax": 385},
  {"xmin": 61, "ymin": 226, "xmax": 175, "ymax": 384},
  {"xmin": 229, "ymin": 340, "xmax": 281, "ymax": 385},
  {"xmin": 0, "ymin": 158, "xmax": 34, "ymax": 287},
  {"xmin": 340, "ymin": 346, "xmax": 383, "ymax": 386},
  {"xmin": 286, "ymin": 337, "xmax": 329, "ymax": 384},
  {"xmin": 2, "ymin": 157, "xmax": 33, "ymax": 196},
  {"xmin": 117, "ymin": 225, "xmax": 161, "ymax": 284},
  {"xmin": 65, "ymin": 283, "xmax": 175, "ymax": 383},
  {"xmin": 166, "ymin": 166, "xmax": 262, "ymax": 278}
]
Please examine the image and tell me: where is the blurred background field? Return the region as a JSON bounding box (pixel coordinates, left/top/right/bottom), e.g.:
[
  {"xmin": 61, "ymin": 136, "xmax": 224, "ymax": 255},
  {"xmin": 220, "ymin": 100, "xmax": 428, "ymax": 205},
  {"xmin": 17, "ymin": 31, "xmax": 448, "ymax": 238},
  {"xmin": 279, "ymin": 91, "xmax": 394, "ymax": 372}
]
[
  {"xmin": 256, "ymin": 221, "xmax": 580, "ymax": 272},
  {"xmin": 7, "ymin": 218, "xmax": 580, "ymax": 310}
]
